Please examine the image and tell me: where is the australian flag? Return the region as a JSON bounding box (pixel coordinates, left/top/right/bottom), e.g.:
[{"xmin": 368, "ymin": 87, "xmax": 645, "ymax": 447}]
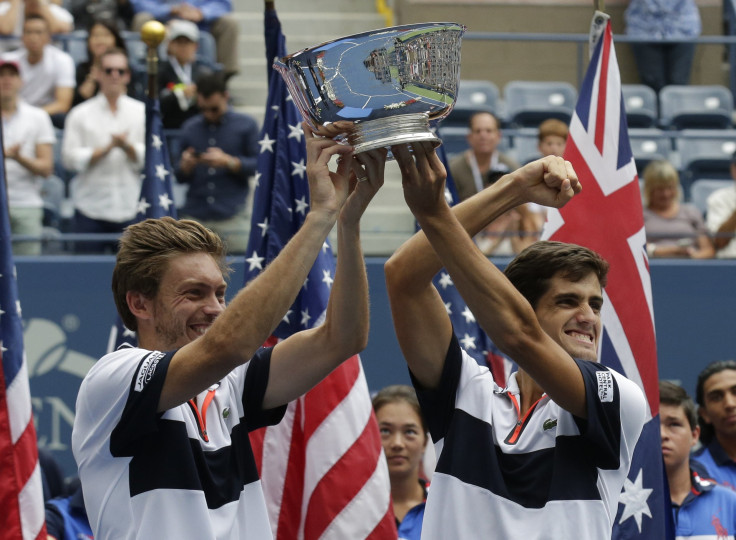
[
  {"xmin": 542, "ymin": 12, "xmax": 668, "ymax": 539},
  {"xmin": 0, "ymin": 129, "xmax": 46, "ymax": 538},
  {"xmin": 433, "ymin": 140, "xmax": 514, "ymax": 385},
  {"xmin": 106, "ymin": 95, "xmax": 178, "ymax": 353}
]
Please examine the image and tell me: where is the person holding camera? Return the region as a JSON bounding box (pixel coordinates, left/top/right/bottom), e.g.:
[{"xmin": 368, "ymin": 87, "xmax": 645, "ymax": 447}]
[{"xmin": 176, "ymin": 72, "xmax": 258, "ymax": 254}]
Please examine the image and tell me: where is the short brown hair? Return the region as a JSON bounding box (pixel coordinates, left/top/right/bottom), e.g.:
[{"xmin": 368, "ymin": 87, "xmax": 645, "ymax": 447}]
[
  {"xmin": 372, "ymin": 385, "xmax": 428, "ymax": 436},
  {"xmin": 96, "ymin": 46, "xmax": 129, "ymax": 69},
  {"xmin": 537, "ymin": 119, "xmax": 568, "ymax": 142},
  {"xmin": 112, "ymin": 217, "xmax": 230, "ymax": 331},
  {"xmin": 659, "ymin": 380, "xmax": 697, "ymax": 430},
  {"xmin": 504, "ymin": 241, "xmax": 609, "ymax": 309}
]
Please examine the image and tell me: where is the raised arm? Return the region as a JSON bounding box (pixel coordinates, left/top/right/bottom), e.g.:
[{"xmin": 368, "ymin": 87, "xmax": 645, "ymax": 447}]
[
  {"xmin": 157, "ymin": 124, "xmax": 354, "ymax": 411},
  {"xmin": 387, "ymin": 142, "xmax": 588, "ymax": 417},
  {"xmin": 263, "ymin": 141, "xmax": 386, "ymax": 408}
]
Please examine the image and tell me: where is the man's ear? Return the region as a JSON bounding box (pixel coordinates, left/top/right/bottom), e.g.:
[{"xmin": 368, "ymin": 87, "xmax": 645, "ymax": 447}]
[{"xmin": 126, "ymin": 291, "xmax": 153, "ymax": 321}]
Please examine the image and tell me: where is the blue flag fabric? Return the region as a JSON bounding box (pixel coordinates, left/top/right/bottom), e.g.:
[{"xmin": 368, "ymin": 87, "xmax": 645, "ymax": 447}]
[
  {"xmin": 107, "ymin": 96, "xmax": 178, "ymax": 353},
  {"xmin": 542, "ymin": 13, "xmax": 669, "ymax": 539}
]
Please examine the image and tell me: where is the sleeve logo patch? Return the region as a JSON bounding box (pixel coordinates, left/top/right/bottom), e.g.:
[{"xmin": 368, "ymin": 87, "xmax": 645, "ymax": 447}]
[
  {"xmin": 596, "ymin": 371, "xmax": 614, "ymax": 403},
  {"xmin": 134, "ymin": 351, "xmax": 165, "ymax": 392}
]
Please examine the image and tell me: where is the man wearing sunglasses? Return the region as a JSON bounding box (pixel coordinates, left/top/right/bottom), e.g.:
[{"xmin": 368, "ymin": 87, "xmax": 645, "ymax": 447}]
[
  {"xmin": 62, "ymin": 47, "xmax": 145, "ymax": 254},
  {"xmin": 175, "ymin": 71, "xmax": 258, "ymax": 254}
]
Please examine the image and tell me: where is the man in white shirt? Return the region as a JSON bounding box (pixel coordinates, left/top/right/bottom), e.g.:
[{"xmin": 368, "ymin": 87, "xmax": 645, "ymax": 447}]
[
  {"xmin": 706, "ymin": 152, "xmax": 736, "ymax": 258},
  {"xmin": 2, "ymin": 14, "xmax": 74, "ymax": 126},
  {"xmin": 0, "ymin": 58, "xmax": 55, "ymax": 255},
  {"xmin": 62, "ymin": 47, "xmax": 145, "ymax": 253},
  {"xmin": 0, "ymin": 0, "xmax": 73, "ymax": 52}
]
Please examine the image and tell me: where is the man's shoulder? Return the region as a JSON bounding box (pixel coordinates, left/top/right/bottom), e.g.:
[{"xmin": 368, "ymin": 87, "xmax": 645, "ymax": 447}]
[
  {"xmin": 180, "ymin": 113, "xmax": 206, "ymax": 132},
  {"xmin": 17, "ymin": 100, "xmax": 51, "ymax": 120},
  {"xmin": 226, "ymin": 109, "xmax": 257, "ymax": 127}
]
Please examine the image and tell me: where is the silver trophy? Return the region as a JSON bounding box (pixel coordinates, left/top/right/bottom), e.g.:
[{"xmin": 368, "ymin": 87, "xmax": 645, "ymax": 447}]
[{"xmin": 275, "ymin": 22, "xmax": 466, "ymax": 153}]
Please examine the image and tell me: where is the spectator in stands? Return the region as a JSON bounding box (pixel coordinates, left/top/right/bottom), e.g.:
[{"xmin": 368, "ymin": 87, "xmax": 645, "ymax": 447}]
[
  {"xmin": 39, "ymin": 447, "xmax": 67, "ymax": 502},
  {"xmin": 0, "ymin": 58, "xmax": 55, "ymax": 255},
  {"xmin": 642, "ymin": 160, "xmax": 714, "ymax": 258},
  {"xmin": 693, "ymin": 361, "xmax": 736, "ymax": 491},
  {"xmin": 73, "ymin": 18, "xmax": 143, "ymax": 107},
  {"xmin": 660, "ymin": 379, "xmax": 736, "ymax": 537},
  {"xmin": 2, "ymin": 14, "xmax": 74, "ymax": 127},
  {"xmin": 159, "ymin": 19, "xmax": 215, "ymax": 129},
  {"xmin": 537, "ymin": 118, "xmax": 568, "ymax": 158},
  {"xmin": 449, "ymin": 111, "xmax": 535, "ymax": 256},
  {"xmin": 625, "ymin": 0, "xmax": 701, "ymax": 93},
  {"xmin": 175, "ymin": 72, "xmax": 257, "ymax": 253},
  {"xmin": 46, "ymin": 482, "xmax": 93, "ymax": 540},
  {"xmin": 129, "ymin": 0, "xmax": 239, "ymax": 79},
  {"xmin": 62, "ymin": 47, "xmax": 144, "ymax": 254},
  {"xmin": 0, "ymin": 0, "xmax": 72, "ymax": 52},
  {"xmin": 706, "ymin": 151, "xmax": 736, "ymax": 258},
  {"xmin": 449, "ymin": 111, "xmax": 518, "ymax": 202},
  {"xmin": 373, "ymin": 385, "xmax": 429, "ymax": 540}
]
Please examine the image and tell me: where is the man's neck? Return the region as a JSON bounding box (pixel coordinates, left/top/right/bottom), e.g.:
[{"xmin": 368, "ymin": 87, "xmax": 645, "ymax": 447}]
[
  {"xmin": 27, "ymin": 49, "xmax": 43, "ymax": 65},
  {"xmin": 1, "ymin": 98, "xmax": 18, "ymax": 116},
  {"xmin": 472, "ymin": 150, "xmax": 493, "ymax": 172},
  {"xmin": 515, "ymin": 369, "xmax": 545, "ymax": 416},
  {"xmin": 667, "ymin": 464, "xmax": 692, "ymax": 506},
  {"xmin": 103, "ymin": 92, "xmax": 122, "ymax": 111},
  {"xmin": 716, "ymin": 432, "xmax": 736, "ymax": 461}
]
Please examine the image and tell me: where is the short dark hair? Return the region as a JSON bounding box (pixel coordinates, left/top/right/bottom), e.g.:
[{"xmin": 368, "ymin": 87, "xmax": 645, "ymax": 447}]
[
  {"xmin": 503, "ymin": 241, "xmax": 609, "ymax": 309},
  {"xmin": 97, "ymin": 46, "xmax": 129, "ymax": 68},
  {"xmin": 660, "ymin": 380, "xmax": 697, "ymax": 430},
  {"xmin": 696, "ymin": 360, "xmax": 736, "ymax": 444},
  {"xmin": 468, "ymin": 110, "xmax": 501, "ymax": 131},
  {"xmin": 112, "ymin": 217, "xmax": 230, "ymax": 331},
  {"xmin": 196, "ymin": 72, "xmax": 228, "ymax": 98},
  {"xmin": 23, "ymin": 14, "xmax": 49, "ymax": 30}
]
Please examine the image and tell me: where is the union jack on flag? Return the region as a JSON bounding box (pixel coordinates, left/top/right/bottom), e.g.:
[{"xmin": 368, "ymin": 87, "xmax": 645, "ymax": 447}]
[
  {"xmin": 0, "ymin": 129, "xmax": 46, "ymax": 539},
  {"xmin": 246, "ymin": 8, "xmax": 395, "ymax": 539},
  {"xmin": 542, "ymin": 12, "xmax": 668, "ymax": 539},
  {"xmin": 107, "ymin": 95, "xmax": 178, "ymax": 353}
]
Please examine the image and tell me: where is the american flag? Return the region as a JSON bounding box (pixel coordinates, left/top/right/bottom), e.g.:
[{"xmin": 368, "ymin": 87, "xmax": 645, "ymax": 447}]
[
  {"xmin": 106, "ymin": 95, "xmax": 178, "ymax": 353},
  {"xmin": 0, "ymin": 129, "xmax": 46, "ymax": 538},
  {"xmin": 246, "ymin": 8, "xmax": 395, "ymax": 539},
  {"xmin": 541, "ymin": 13, "xmax": 668, "ymax": 539},
  {"xmin": 434, "ymin": 141, "xmax": 514, "ymax": 385}
]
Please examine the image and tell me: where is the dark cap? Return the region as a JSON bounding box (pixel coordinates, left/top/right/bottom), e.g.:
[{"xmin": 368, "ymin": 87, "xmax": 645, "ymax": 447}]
[{"xmin": 0, "ymin": 59, "xmax": 20, "ymax": 75}]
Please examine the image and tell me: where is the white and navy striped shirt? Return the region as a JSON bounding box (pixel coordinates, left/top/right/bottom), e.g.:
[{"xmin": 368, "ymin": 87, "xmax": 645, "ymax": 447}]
[
  {"xmin": 412, "ymin": 335, "xmax": 646, "ymax": 540},
  {"xmin": 72, "ymin": 346, "xmax": 285, "ymax": 539}
]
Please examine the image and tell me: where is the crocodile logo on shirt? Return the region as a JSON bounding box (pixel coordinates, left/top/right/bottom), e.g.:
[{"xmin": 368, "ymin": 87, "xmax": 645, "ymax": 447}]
[{"xmin": 543, "ymin": 419, "xmax": 557, "ymax": 431}]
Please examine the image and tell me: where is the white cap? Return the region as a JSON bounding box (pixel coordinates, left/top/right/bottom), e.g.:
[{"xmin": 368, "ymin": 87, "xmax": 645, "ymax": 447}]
[{"xmin": 168, "ymin": 19, "xmax": 200, "ymax": 42}]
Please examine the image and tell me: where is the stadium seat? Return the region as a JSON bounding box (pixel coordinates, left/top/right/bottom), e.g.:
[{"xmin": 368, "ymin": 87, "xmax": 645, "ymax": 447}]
[
  {"xmin": 690, "ymin": 178, "xmax": 733, "ymax": 215},
  {"xmin": 509, "ymin": 128, "xmax": 541, "ymax": 164},
  {"xmin": 443, "ymin": 79, "xmax": 500, "ymax": 127},
  {"xmin": 503, "ymin": 80, "xmax": 577, "ymax": 128},
  {"xmin": 676, "ymin": 129, "xmax": 736, "ymax": 198},
  {"xmin": 60, "ymin": 30, "xmax": 88, "ymax": 64},
  {"xmin": 628, "ymin": 128, "xmax": 673, "ymax": 175},
  {"xmin": 659, "ymin": 85, "xmax": 734, "ymax": 130},
  {"xmin": 437, "ymin": 125, "xmax": 469, "ymax": 158},
  {"xmin": 622, "ymin": 84, "xmax": 658, "ymax": 128}
]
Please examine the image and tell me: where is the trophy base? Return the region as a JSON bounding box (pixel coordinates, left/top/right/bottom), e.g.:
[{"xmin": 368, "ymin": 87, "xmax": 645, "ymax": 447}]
[{"xmin": 347, "ymin": 113, "xmax": 440, "ymax": 155}]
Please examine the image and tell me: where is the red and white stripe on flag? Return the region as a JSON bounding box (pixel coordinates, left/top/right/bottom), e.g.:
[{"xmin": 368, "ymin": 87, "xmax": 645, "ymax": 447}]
[
  {"xmin": 251, "ymin": 352, "xmax": 395, "ymax": 540},
  {"xmin": 0, "ymin": 358, "xmax": 46, "ymax": 540}
]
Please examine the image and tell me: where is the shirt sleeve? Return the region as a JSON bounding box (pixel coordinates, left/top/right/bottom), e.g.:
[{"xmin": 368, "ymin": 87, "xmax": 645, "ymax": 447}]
[
  {"xmin": 44, "ymin": 501, "xmax": 65, "ymax": 539},
  {"xmin": 199, "ymin": 0, "xmax": 232, "ymax": 22},
  {"xmin": 129, "ymin": 0, "xmax": 173, "ymax": 20},
  {"xmin": 410, "ymin": 333, "xmax": 464, "ymax": 443},
  {"xmin": 241, "ymin": 347, "xmax": 287, "ymax": 431},
  {"xmin": 572, "ymin": 359, "xmax": 646, "ymax": 469},
  {"xmin": 56, "ymin": 49, "xmax": 76, "ymax": 88},
  {"xmin": 108, "ymin": 350, "xmax": 175, "ymax": 457},
  {"xmin": 37, "ymin": 109, "xmax": 56, "ymax": 145},
  {"xmin": 707, "ymin": 189, "xmax": 735, "ymax": 232}
]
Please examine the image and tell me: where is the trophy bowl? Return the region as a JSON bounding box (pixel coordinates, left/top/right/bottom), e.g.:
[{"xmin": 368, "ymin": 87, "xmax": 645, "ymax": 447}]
[{"xmin": 275, "ymin": 22, "xmax": 466, "ymax": 154}]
